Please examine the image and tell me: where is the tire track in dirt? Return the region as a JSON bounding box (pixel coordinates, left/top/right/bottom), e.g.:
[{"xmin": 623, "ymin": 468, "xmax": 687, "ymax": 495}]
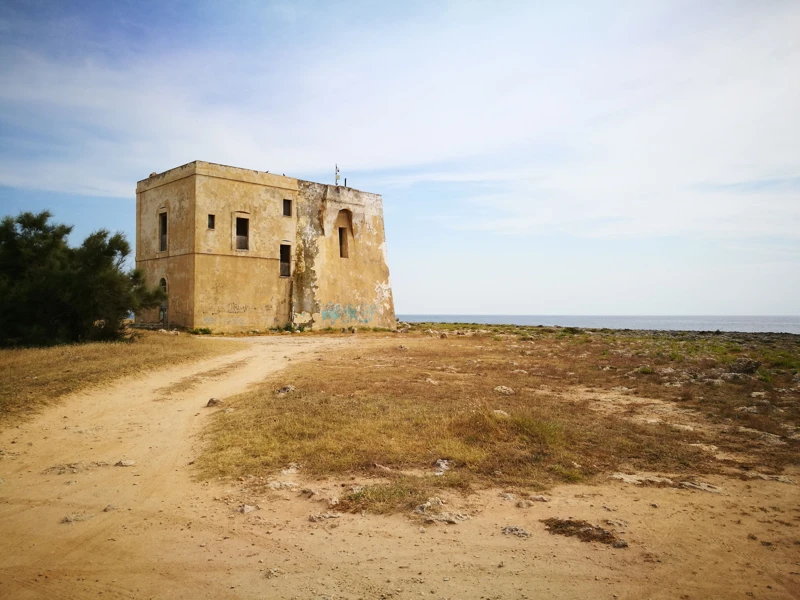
[{"xmin": 0, "ymin": 335, "xmax": 353, "ymax": 600}]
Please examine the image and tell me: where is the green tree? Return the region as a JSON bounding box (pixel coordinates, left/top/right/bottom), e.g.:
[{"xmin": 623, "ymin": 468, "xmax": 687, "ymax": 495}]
[{"xmin": 0, "ymin": 211, "xmax": 164, "ymax": 346}]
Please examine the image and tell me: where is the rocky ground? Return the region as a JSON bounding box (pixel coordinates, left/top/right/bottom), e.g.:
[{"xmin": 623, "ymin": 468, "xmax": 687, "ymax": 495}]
[{"xmin": 0, "ymin": 331, "xmax": 798, "ymax": 599}]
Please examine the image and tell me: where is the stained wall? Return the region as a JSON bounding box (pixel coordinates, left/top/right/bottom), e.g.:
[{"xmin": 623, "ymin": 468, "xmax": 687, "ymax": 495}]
[{"xmin": 135, "ymin": 161, "xmax": 395, "ymax": 332}]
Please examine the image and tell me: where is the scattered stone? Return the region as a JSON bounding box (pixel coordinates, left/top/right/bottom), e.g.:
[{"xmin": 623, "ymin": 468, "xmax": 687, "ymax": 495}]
[
  {"xmin": 414, "ymin": 497, "xmax": 445, "ymax": 514},
  {"xmin": 529, "ymin": 495, "xmax": 551, "ymax": 502},
  {"xmin": 239, "ymin": 504, "xmax": 258, "ymax": 514},
  {"xmin": 61, "ymin": 513, "xmax": 95, "ymax": 524},
  {"xmin": 267, "ymin": 481, "xmax": 298, "ymax": 490},
  {"xmin": 265, "ymin": 568, "xmax": 282, "ymax": 579},
  {"xmin": 610, "ymin": 472, "xmax": 674, "ymax": 486},
  {"xmin": 440, "ymin": 333, "xmax": 448, "ymax": 339},
  {"xmin": 223, "ymin": 408, "xmax": 234, "ymax": 413},
  {"xmin": 679, "ymin": 481, "xmax": 724, "ymax": 494},
  {"xmin": 114, "ymin": 460, "xmax": 136, "ymax": 467},
  {"xmin": 281, "ymin": 463, "xmax": 300, "ymax": 475},
  {"xmin": 492, "ymin": 409, "xmax": 510, "ymax": 418},
  {"xmin": 738, "ymin": 427, "xmax": 786, "ymax": 445},
  {"xmin": 103, "ymin": 504, "xmax": 117, "ymax": 512},
  {"xmin": 374, "ymin": 463, "xmax": 394, "ymax": 474},
  {"xmin": 500, "ymin": 493, "xmax": 516, "ymax": 501},
  {"xmin": 309, "ymin": 513, "xmax": 340, "ymax": 522},
  {"xmin": 494, "ymin": 386, "xmax": 515, "ymax": 395},
  {"xmin": 276, "ymin": 385, "xmax": 297, "ymax": 396},
  {"xmin": 730, "ymin": 357, "xmax": 761, "ymax": 374},
  {"xmin": 502, "ymin": 526, "xmax": 531, "ymax": 538},
  {"xmin": 650, "ymin": 503, "xmax": 659, "ymax": 508},
  {"xmin": 541, "ymin": 518, "xmax": 626, "ymax": 546},
  {"xmin": 612, "ymin": 539, "xmax": 629, "ymax": 548},
  {"xmin": 517, "ymin": 500, "xmax": 533, "ymax": 508},
  {"xmin": 735, "ymin": 406, "xmax": 759, "ymax": 414},
  {"xmin": 206, "ymin": 398, "xmax": 223, "ymax": 407},
  {"xmin": 300, "ymin": 488, "xmax": 317, "ymax": 497},
  {"xmin": 425, "ymin": 378, "xmax": 439, "ymax": 386},
  {"xmin": 398, "ymin": 345, "xmax": 408, "ymax": 350},
  {"xmin": 433, "ymin": 459, "xmax": 451, "ymax": 475},
  {"xmin": 743, "ymin": 473, "xmax": 796, "ymax": 484},
  {"xmin": 425, "ymin": 512, "xmax": 469, "ymax": 525},
  {"xmin": 511, "ymin": 369, "xmax": 528, "ymax": 375},
  {"xmin": 750, "ymin": 391, "xmax": 767, "ymax": 399}
]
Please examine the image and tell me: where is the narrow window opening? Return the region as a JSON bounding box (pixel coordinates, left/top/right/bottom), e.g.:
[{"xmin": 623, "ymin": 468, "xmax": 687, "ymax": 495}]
[
  {"xmin": 283, "ymin": 199, "xmax": 292, "ymax": 217},
  {"xmin": 208, "ymin": 214, "xmax": 215, "ymax": 229},
  {"xmin": 279, "ymin": 244, "xmax": 291, "ymax": 277},
  {"xmin": 236, "ymin": 217, "xmax": 249, "ymax": 250},
  {"xmin": 339, "ymin": 227, "xmax": 349, "ymax": 258},
  {"xmin": 159, "ymin": 213, "xmax": 167, "ymax": 252}
]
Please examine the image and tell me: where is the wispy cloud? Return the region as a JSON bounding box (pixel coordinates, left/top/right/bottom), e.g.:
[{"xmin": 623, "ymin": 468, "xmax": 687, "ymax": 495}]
[{"xmin": 0, "ymin": 0, "xmax": 798, "ymax": 244}]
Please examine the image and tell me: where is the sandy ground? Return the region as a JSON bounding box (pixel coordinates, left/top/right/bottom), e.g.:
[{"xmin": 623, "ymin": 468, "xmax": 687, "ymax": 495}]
[{"xmin": 0, "ymin": 336, "xmax": 798, "ymax": 600}]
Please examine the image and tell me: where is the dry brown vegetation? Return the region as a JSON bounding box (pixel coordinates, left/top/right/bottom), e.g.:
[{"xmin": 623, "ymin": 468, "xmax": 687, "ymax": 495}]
[
  {"xmin": 198, "ymin": 323, "xmax": 799, "ymax": 512},
  {"xmin": 0, "ymin": 331, "xmax": 241, "ymax": 424}
]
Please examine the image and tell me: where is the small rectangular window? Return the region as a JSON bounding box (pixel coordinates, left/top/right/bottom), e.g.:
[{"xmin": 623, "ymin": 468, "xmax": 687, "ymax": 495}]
[
  {"xmin": 280, "ymin": 244, "xmax": 291, "ymax": 277},
  {"xmin": 283, "ymin": 199, "xmax": 292, "ymax": 217},
  {"xmin": 159, "ymin": 212, "xmax": 167, "ymax": 252},
  {"xmin": 208, "ymin": 214, "xmax": 215, "ymax": 229},
  {"xmin": 338, "ymin": 227, "xmax": 349, "ymax": 258},
  {"xmin": 236, "ymin": 217, "xmax": 249, "ymax": 250}
]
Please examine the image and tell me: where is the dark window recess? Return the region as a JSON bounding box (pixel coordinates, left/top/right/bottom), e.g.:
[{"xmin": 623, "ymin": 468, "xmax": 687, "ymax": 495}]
[
  {"xmin": 208, "ymin": 214, "xmax": 215, "ymax": 229},
  {"xmin": 159, "ymin": 278, "xmax": 167, "ymax": 293},
  {"xmin": 339, "ymin": 227, "xmax": 349, "ymax": 258},
  {"xmin": 283, "ymin": 199, "xmax": 292, "ymax": 217},
  {"xmin": 236, "ymin": 217, "xmax": 249, "ymax": 250},
  {"xmin": 159, "ymin": 213, "xmax": 167, "ymax": 252},
  {"xmin": 280, "ymin": 244, "xmax": 291, "ymax": 277}
]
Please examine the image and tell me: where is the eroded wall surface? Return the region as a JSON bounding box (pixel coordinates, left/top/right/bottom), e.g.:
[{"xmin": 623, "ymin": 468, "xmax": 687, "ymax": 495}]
[
  {"xmin": 191, "ymin": 164, "xmax": 297, "ymax": 331},
  {"xmin": 135, "ymin": 161, "xmax": 395, "ymax": 332},
  {"xmin": 135, "ymin": 165, "xmax": 196, "ymax": 327},
  {"xmin": 293, "ymin": 182, "xmax": 395, "ymax": 330}
]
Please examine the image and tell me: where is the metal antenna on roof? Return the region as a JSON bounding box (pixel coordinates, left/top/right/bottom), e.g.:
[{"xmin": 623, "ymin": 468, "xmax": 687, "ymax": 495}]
[{"xmin": 335, "ymin": 164, "xmax": 340, "ymax": 186}]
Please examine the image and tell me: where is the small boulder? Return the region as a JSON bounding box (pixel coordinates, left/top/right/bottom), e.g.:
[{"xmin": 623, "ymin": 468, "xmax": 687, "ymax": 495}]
[
  {"xmin": 239, "ymin": 504, "xmax": 258, "ymax": 514},
  {"xmin": 114, "ymin": 460, "xmax": 136, "ymax": 467},
  {"xmin": 529, "ymin": 495, "xmax": 550, "ymax": 502},
  {"xmin": 492, "ymin": 409, "xmax": 510, "ymax": 418},
  {"xmin": 730, "ymin": 357, "xmax": 761, "ymax": 374},
  {"xmin": 276, "ymin": 385, "xmax": 297, "ymax": 395},
  {"xmin": 494, "ymin": 386, "xmax": 515, "ymax": 395},
  {"xmin": 206, "ymin": 398, "xmax": 223, "ymax": 407}
]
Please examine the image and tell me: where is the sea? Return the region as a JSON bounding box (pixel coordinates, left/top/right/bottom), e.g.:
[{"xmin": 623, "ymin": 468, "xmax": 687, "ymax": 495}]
[{"xmin": 396, "ymin": 315, "xmax": 800, "ymax": 335}]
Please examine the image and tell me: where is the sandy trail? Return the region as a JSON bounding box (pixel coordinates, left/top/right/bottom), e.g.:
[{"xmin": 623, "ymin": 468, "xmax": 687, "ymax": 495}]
[{"xmin": 0, "ymin": 336, "xmax": 798, "ymax": 600}]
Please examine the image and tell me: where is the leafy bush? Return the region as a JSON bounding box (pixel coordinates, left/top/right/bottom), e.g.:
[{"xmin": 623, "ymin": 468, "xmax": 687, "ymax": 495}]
[{"xmin": 0, "ymin": 211, "xmax": 164, "ymax": 346}]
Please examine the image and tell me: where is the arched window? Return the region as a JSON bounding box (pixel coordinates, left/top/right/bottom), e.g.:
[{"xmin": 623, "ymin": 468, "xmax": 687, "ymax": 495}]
[{"xmin": 160, "ymin": 278, "xmax": 167, "ymax": 293}]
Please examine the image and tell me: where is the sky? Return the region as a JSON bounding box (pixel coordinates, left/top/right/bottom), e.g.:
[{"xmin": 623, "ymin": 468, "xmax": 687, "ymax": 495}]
[{"xmin": 0, "ymin": 0, "xmax": 798, "ymax": 315}]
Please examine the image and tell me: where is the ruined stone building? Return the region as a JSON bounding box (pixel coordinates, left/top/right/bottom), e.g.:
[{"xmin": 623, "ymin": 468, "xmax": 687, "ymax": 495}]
[{"xmin": 135, "ymin": 161, "xmax": 395, "ymax": 332}]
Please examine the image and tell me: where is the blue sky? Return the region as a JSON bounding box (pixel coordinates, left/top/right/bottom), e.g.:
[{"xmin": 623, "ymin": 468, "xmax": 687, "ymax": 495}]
[{"xmin": 1, "ymin": 0, "xmax": 798, "ymax": 314}]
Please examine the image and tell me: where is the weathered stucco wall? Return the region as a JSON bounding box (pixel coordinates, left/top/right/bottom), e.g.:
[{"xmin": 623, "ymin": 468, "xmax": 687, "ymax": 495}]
[
  {"xmin": 293, "ymin": 182, "xmax": 395, "ymax": 330},
  {"xmin": 135, "ymin": 165, "xmax": 196, "ymax": 328},
  {"xmin": 191, "ymin": 163, "xmax": 298, "ymax": 331},
  {"xmin": 135, "ymin": 161, "xmax": 395, "ymax": 332}
]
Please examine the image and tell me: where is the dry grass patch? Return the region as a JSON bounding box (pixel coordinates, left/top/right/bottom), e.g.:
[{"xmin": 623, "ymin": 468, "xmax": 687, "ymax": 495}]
[
  {"xmin": 0, "ymin": 332, "xmax": 242, "ymax": 424},
  {"xmin": 200, "ymin": 334, "xmax": 718, "ymax": 512}
]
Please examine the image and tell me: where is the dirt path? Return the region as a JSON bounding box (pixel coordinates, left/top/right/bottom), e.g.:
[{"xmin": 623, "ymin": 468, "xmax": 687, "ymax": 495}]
[{"xmin": 1, "ymin": 336, "xmax": 799, "ymax": 599}]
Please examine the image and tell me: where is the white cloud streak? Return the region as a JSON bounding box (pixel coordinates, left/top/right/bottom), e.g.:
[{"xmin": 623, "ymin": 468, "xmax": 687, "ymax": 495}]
[{"xmin": 0, "ymin": 1, "xmax": 798, "ymax": 242}]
